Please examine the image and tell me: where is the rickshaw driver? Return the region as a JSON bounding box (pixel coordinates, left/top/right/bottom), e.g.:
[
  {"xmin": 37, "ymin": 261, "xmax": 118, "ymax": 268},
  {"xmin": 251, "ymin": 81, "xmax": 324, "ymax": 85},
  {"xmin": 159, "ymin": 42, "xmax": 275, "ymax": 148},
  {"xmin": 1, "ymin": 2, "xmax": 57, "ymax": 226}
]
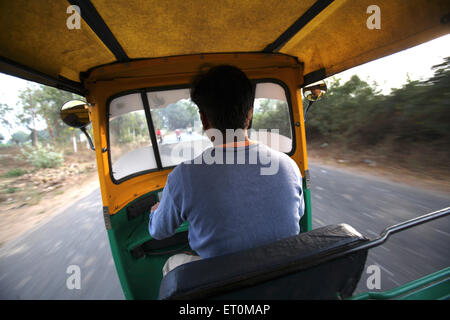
[{"xmin": 148, "ymin": 65, "xmax": 304, "ymax": 276}]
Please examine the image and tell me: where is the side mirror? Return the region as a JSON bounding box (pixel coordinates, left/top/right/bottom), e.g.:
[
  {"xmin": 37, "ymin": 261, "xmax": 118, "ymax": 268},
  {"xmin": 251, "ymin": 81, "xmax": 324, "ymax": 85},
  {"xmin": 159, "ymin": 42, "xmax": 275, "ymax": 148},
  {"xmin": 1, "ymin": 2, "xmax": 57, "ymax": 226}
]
[
  {"xmin": 303, "ymin": 81, "xmax": 327, "ymax": 102},
  {"xmin": 302, "ymin": 81, "xmax": 327, "ymax": 122},
  {"xmin": 60, "ymin": 100, "xmax": 95, "ymax": 150},
  {"xmin": 60, "ymin": 100, "xmax": 91, "ymax": 128}
]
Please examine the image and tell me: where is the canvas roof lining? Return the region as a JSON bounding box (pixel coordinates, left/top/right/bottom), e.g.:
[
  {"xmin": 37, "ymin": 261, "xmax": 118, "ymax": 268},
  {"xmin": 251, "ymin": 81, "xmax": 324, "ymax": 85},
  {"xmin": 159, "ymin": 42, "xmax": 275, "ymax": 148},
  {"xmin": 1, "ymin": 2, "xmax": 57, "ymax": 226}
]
[
  {"xmin": 0, "ymin": 0, "xmax": 448, "ymax": 93},
  {"xmin": 0, "ymin": 0, "xmax": 116, "ymax": 84}
]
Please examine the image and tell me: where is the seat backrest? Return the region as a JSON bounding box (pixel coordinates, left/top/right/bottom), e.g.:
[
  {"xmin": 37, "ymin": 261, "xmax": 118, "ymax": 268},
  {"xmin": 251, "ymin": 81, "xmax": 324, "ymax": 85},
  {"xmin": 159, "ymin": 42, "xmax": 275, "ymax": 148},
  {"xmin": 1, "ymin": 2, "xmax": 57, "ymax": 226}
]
[{"xmin": 158, "ymin": 224, "xmax": 369, "ymax": 300}]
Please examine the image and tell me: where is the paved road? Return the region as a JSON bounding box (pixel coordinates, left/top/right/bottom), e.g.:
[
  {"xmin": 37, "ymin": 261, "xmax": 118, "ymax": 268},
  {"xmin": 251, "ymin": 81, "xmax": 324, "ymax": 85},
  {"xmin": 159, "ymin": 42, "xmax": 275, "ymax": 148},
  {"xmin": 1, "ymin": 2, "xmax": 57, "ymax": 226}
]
[
  {"xmin": 308, "ymin": 163, "xmax": 450, "ymax": 294},
  {"xmin": 0, "ymin": 163, "xmax": 448, "ymax": 299}
]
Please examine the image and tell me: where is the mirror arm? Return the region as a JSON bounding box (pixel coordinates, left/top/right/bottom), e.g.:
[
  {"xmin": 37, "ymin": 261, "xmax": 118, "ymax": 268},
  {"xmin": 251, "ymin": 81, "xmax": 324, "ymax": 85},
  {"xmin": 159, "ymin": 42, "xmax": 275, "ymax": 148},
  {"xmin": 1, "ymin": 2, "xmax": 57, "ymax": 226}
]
[
  {"xmin": 80, "ymin": 127, "xmax": 95, "ymax": 151},
  {"xmin": 304, "ymin": 100, "xmax": 314, "ymax": 122}
]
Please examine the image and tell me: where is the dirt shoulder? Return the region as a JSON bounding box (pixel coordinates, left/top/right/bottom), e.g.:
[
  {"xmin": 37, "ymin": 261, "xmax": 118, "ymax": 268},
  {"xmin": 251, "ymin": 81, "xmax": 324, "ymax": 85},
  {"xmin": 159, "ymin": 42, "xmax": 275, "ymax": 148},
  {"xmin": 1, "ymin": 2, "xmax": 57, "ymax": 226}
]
[
  {"xmin": 0, "ymin": 170, "xmax": 99, "ymax": 248},
  {"xmin": 307, "ymin": 147, "xmax": 450, "ymax": 194},
  {"xmin": 0, "ymin": 146, "xmax": 100, "ymax": 247}
]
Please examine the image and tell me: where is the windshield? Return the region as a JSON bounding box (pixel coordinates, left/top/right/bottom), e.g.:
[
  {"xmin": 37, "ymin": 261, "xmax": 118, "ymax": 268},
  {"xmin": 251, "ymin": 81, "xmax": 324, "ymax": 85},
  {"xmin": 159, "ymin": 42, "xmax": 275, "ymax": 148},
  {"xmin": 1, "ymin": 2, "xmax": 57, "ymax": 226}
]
[{"xmin": 108, "ymin": 81, "xmax": 293, "ymax": 182}]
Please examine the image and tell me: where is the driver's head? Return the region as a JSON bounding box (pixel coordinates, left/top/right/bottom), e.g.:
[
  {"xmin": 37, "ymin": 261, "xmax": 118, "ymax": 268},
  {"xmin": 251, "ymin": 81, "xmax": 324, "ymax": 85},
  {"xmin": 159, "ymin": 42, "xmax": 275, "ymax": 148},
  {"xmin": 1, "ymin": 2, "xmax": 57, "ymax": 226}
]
[
  {"xmin": 312, "ymin": 88, "xmax": 321, "ymax": 97},
  {"xmin": 190, "ymin": 65, "xmax": 254, "ymax": 133}
]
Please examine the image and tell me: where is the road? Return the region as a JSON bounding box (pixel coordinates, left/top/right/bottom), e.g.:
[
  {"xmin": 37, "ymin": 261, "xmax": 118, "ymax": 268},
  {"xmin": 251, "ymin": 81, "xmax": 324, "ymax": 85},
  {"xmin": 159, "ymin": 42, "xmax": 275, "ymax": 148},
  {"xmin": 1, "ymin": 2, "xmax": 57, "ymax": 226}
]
[{"xmin": 0, "ymin": 162, "xmax": 448, "ymax": 299}]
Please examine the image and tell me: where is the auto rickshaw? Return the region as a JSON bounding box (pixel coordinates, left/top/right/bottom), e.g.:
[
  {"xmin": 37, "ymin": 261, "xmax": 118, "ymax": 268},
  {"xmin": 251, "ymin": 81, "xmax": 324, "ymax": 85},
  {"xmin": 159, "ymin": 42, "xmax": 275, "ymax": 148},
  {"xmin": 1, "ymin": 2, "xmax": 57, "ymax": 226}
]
[{"xmin": 0, "ymin": 0, "xmax": 449, "ymax": 300}]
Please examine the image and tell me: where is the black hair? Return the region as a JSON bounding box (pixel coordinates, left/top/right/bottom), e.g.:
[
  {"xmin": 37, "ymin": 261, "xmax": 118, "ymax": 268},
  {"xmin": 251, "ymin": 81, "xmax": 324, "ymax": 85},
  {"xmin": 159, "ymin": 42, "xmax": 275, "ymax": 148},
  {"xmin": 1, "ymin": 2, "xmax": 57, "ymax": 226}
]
[{"xmin": 190, "ymin": 65, "xmax": 254, "ymax": 132}]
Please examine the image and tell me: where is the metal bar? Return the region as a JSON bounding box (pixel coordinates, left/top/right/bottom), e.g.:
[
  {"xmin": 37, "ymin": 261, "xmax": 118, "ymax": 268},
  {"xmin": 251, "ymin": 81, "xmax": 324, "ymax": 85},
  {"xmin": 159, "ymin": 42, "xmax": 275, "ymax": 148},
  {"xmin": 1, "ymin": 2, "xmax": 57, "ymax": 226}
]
[
  {"xmin": 300, "ymin": 179, "xmax": 312, "ymax": 232},
  {"xmin": 263, "ymin": 0, "xmax": 334, "ymax": 52},
  {"xmin": 140, "ymin": 91, "xmax": 163, "ymax": 170},
  {"xmin": 297, "ymin": 207, "xmax": 450, "ymax": 274},
  {"xmin": 322, "ymin": 207, "xmax": 450, "ymax": 267},
  {"xmin": 355, "ymin": 206, "xmax": 450, "ymax": 253},
  {"xmin": 0, "ymin": 56, "xmax": 86, "ymax": 96},
  {"xmin": 67, "ymin": 0, "xmax": 129, "ymax": 62}
]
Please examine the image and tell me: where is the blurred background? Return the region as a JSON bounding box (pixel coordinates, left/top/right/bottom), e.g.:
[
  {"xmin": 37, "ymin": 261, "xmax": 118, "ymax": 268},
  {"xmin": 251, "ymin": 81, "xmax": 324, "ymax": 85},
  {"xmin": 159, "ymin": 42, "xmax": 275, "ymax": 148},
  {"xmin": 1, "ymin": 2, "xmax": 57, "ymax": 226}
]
[{"xmin": 0, "ymin": 34, "xmax": 448, "ymax": 299}]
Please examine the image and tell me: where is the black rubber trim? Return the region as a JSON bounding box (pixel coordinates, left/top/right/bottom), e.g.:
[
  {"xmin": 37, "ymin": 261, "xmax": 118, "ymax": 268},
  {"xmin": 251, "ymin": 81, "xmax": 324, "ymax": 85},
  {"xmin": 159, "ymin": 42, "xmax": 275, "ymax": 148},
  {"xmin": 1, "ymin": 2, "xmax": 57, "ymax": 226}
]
[
  {"xmin": 106, "ymin": 85, "xmax": 188, "ymax": 185},
  {"xmin": 263, "ymin": 0, "xmax": 334, "ymax": 52},
  {"xmin": 106, "ymin": 78, "xmax": 296, "ymax": 184},
  {"xmin": 252, "ymin": 78, "xmax": 296, "ymax": 157},
  {"xmin": 127, "ymin": 193, "xmax": 158, "ymax": 221},
  {"xmin": 303, "ymin": 68, "xmax": 327, "ymax": 86},
  {"xmin": 131, "ymin": 231, "xmax": 189, "ymax": 259},
  {"xmin": 67, "ymin": 0, "xmax": 129, "ymax": 62},
  {"xmin": 0, "ymin": 56, "xmax": 86, "ymax": 96},
  {"xmin": 141, "ymin": 91, "xmax": 163, "ymax": 170}
]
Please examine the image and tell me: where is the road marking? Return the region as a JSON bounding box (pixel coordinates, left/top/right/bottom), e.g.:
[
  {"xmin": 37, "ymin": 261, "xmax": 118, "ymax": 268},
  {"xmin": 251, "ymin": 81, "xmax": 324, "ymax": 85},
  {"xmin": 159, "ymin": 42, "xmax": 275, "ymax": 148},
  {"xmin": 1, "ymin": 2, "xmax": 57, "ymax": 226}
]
[
  {"xmin": 402, "ymin": 246, "xmax": 428, "ymax": 259},
  {"xmin": 313, "ymin": 218, "xmax": 325, "ymax": 226},
  {"xmin": 365, "ymin": 229, "xmax": 379, "ymax": 237},
  {"xmin": 388, "ymin": 277, "xmax": 401, "ymax": 286},
  {"xmin": 314, "ymin": 194, "xmax": 323, "ymax": 200},
  {"xmin": 341, "ymin": 194, "xmax": 353, "ymax": 201},
  {"xmin": 14, "ymin": 275, "xmax": 32, "ymax": 290},
  {"xmin": 315, "ymin": 186, "xmax": 324, "ymax": 191},
  {"xmin": 362, "ymin": 212, "xmax": 375, "ymax": 219},
  {"xmin": 372, "ymin": 261, "xmax": 395, "ymax": 277},
  {"xmin": 434, "ymin": 229, "xmax": 450, "ymax": 237},
  {"xmin": 84, "ymin": 256, "xmax": 96, "ymax": 267}
]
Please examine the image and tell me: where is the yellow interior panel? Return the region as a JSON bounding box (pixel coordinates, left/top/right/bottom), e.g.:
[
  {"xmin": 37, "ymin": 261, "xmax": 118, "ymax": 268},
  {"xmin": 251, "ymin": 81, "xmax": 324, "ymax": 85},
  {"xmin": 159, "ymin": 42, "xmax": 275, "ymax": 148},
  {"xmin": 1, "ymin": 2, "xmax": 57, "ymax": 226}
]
[
  {"xmin": 1, "ymin": 1, "xmax": 448, "ymax": 85},
  {"xmin": 281, "ymin": 0, "xmax": 450, "ymax": 77},
  {"xmin": 85, "ymin": 53, "xmax": 305, "ymax": 214},
  {"xmin": 90, "ymin": 0, "xmax": 316, "ymax": 58},
  {"xmin": 0, "ymin": 0, "xmax": 115, "ymax": 82}
]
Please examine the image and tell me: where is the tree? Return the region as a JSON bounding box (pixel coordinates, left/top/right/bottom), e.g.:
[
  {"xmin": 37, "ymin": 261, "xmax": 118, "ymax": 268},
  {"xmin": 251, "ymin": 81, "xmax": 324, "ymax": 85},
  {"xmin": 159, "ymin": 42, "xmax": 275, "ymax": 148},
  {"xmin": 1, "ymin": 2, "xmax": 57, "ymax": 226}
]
[
  {"xmin": 35, "ymin": 85, "xmax": 81, "ymax": 145},
  {"xmin": 252, "ymin": 100, "xmax": 292, "ymax": 138},
  {"xmin": 17, "ymin": 85, "xmax": 41, "ymax": 148},
  {"xmin": 0, "ymin": 103, "xmax": 14, "ymax": 137},
  {"xmin": 304, "ymin": 56, "xmax": 450, "ymax": 150},
  {"xmin": 156, "ymin": 101, "xmax": 199, "ymax": 130},
  {"xmin": 11, "ymin": 131, "xmax": 30, "ymax": 145}
]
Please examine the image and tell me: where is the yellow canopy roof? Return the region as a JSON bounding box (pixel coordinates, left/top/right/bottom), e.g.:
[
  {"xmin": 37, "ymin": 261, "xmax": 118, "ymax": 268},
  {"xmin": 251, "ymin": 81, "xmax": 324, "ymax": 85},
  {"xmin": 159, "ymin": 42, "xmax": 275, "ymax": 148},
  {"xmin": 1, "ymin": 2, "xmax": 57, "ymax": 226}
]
[{"xmin": 0, "ymin": 0, "xmax": 448, "ymax": 94}]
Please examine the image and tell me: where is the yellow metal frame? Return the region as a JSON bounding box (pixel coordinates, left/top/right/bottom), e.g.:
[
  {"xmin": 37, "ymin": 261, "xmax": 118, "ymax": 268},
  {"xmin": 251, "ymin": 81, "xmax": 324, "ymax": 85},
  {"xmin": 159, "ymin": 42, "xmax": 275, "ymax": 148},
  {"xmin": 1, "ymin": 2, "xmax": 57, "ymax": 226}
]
[{"xmin": 84, "ymin": 53, "xmax": 308, "ymax": 215}]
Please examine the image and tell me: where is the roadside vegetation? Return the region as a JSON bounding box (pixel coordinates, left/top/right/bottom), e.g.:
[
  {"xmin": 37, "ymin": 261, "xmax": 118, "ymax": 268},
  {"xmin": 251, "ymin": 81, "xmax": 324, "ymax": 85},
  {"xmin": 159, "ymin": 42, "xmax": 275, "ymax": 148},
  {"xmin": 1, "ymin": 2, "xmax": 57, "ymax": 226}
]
[
  {"xmin": 0, "ymin": 84, "xmax": 97, "ymax": 208},
  {"xmin": 305, "ymin": 57, "xmax": 450, "ymax": 186}
]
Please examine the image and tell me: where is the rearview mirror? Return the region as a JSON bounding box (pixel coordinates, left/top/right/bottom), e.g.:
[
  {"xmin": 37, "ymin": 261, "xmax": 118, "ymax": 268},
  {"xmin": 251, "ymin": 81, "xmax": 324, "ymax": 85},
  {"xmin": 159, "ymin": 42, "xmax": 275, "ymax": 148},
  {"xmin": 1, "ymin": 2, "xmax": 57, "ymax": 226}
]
[
  {"xmin": 60, "ymin": 100, "xmax": 95, "ymax": 150},
  {"xmin": 60, "ymin": 100, "xmax": 91, "ymax": 128},
  {"xmin": 302, "ymin": 81, "xmax": 327, "ymax": 102},
  {"xmin": 302, "ymin": 81, "xmax": 327, "ymax": 122}
]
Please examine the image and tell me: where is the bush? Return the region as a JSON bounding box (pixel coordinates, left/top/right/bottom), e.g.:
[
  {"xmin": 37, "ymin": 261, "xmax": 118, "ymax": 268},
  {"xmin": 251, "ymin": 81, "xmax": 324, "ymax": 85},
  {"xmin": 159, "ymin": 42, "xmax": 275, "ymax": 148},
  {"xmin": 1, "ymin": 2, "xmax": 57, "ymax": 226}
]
[
  {"xmin": 4, "ymin": 168, "xmax": 27, "ymax": 177},
  {"xmin": 17, "ymin": 145, "xmax": 64, "ymax": 169}
]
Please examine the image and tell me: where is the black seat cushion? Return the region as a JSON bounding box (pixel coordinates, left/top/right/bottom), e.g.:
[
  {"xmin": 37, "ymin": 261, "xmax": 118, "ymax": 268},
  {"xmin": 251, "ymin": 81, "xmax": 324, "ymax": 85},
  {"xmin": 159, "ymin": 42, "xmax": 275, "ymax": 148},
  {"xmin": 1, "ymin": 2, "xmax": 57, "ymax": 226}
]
[{"xmin": 158, "ymin": 224, "xmax": 369, "ymax": 300}]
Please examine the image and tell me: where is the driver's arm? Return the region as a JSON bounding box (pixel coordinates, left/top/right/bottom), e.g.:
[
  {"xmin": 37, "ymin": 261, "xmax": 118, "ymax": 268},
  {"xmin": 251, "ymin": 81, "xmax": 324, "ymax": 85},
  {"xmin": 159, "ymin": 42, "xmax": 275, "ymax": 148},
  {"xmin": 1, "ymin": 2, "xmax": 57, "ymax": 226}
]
[{"xmin": 148, "ymin": 173, "xmax": 184, "ymax": 240}]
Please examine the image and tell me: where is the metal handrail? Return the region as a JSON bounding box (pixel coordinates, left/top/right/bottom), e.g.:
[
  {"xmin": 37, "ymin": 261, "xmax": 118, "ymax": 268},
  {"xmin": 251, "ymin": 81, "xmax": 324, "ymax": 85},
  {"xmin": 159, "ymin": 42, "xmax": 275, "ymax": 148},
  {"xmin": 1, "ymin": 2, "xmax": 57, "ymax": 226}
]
[
  {"xmin": 322, "ymin": 207, "xmax": 450, "ymax": 262},
  {"xmin": 355, "ymin": 206, "xmax": 450, "ymax": 252}
]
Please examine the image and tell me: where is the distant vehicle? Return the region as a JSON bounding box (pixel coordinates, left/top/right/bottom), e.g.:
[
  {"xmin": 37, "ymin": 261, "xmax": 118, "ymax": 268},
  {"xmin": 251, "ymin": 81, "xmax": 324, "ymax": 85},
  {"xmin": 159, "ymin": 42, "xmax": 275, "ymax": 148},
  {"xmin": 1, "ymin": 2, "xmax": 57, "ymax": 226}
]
[{"xmin": 156, "ymin": 129, "xmax": 163, "ymax": 144}]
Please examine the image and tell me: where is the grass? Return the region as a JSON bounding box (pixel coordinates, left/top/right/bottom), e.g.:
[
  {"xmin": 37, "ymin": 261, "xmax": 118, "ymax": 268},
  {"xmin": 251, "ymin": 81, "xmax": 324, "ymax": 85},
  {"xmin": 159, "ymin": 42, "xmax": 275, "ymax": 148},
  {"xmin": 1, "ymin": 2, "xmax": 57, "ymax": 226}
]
[
  {"xmin": 6, "ymin": 187, "xmax": 18, "ymax": 194},
  {"xmin": 3, "ymin": 168, "xmax": 27, "ymax": 177}
]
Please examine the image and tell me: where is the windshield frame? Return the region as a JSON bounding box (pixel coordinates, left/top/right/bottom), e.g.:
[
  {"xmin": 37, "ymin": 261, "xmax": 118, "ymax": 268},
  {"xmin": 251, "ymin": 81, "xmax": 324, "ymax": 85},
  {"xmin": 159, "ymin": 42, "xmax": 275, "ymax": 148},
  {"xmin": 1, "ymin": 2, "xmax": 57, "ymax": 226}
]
[{"xmin": 106, "ymin": 79, "xmax": 296, "ymax": 184}]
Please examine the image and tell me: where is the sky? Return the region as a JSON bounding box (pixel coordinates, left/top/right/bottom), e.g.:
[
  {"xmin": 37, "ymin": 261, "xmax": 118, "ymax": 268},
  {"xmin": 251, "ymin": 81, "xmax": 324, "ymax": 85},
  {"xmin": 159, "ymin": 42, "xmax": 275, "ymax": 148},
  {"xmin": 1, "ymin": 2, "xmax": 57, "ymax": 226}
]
[
  {"xmin": 332, "ymin": 34, "xmax": 450, "ymax": 93},
  {"xmin": 0, "ymin": 34, "xmax": 449, "ymax": 141}
]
